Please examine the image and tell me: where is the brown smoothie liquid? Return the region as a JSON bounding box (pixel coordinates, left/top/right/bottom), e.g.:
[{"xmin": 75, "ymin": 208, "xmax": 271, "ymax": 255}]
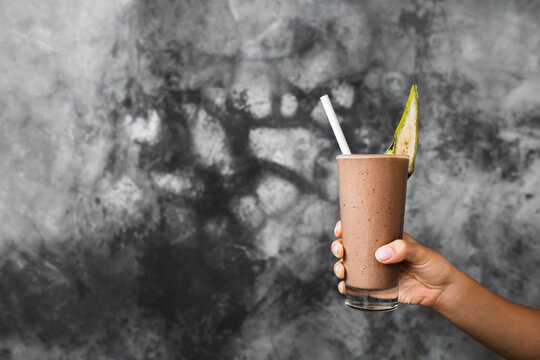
[{"xmin": 337, "ymin": 155, "xmax": 408, "ymax": 291}]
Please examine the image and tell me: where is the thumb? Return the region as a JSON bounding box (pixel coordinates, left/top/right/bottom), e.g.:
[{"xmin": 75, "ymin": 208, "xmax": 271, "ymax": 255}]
[{"xmin": 375, "ymin": 239, "xmax": 430, "ymax": 265}]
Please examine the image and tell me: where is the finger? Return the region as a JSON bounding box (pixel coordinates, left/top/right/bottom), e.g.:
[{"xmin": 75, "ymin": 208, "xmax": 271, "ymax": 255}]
[
  {"xmin": 333, "ymin": 260, "xmax": 345, "ymax": 279},
  {"xmin": 334, "ymin": 220, "xmax": 342, "ymax": 237},
  {"xmin": 375, "ymin": 239, "xmax": 430, "ymax": 265},
  {"xmin": 338, "ymin": 281, "xmax": 345, "ymax": 295},
  {"xmin": 331, "ymin": 239, "xmax": 344, "ymax": 259}
]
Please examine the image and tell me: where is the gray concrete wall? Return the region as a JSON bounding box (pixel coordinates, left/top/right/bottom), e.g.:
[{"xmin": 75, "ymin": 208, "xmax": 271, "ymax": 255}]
[{"xmin": 1, "ymin": 0, "xmax": 540, "ymax": 358}]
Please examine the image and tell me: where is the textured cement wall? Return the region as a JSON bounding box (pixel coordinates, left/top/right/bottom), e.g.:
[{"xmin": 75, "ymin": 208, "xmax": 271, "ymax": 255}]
[{"xmin": 1, "ymin": 0, "xmax": 540, "ymax": 359}]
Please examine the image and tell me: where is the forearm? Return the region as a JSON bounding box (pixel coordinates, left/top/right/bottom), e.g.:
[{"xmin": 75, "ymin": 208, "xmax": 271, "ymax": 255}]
[{"xmin": 433, "ymin": 269, "xmax": 540, "ymax": 360}]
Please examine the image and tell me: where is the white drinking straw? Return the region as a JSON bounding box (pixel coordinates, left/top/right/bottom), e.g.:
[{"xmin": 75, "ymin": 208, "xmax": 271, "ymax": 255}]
[{"xmin": 320, "ymin": 95, "xmax": 351, "ymax": 155}]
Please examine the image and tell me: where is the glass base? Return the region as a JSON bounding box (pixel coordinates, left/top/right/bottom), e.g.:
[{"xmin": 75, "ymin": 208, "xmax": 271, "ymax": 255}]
[{"xmin": 345, "ymin": 285, "xmax": 398, "ymax": 312}]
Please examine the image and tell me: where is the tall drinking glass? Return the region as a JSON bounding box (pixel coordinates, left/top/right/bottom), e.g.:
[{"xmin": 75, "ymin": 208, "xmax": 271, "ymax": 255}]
[{"xmin": 337, "ymin": 154, "xmax": 409, "ymax": 311}]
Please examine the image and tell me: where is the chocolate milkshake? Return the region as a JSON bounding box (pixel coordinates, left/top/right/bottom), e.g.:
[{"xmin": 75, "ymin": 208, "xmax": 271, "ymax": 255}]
[{"xmin": 337, "ymin": 154, "xmax": 409, "ymax": 311}]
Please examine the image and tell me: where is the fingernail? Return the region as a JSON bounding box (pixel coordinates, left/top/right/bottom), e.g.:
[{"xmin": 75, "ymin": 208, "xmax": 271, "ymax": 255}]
[
  {"xmin": 375, "ymin": 246, "xmax": 393, "ymax": 261},
  {"xmin": 331, "ymin": 243, "xmax": 338, "ymax": 255},
  {"xmin": 336, "ymin": 263, "xmax": 343, "ymax": 274},
  {"xmin": 334, "ymin": 224, "xmax": 338, "ymax": 236}
]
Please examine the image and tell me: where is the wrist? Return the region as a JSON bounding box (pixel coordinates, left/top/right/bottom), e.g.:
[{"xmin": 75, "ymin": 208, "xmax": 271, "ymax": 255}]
[{"xmin": 430, "ymin": 265, "xmax": 467, "ymax": 315}]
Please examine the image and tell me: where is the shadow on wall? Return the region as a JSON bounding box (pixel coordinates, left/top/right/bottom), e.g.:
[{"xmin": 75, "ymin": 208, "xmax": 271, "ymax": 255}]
[{"xmin": 1, "ymin": 0, "xmax": 540, "ymax": 359}]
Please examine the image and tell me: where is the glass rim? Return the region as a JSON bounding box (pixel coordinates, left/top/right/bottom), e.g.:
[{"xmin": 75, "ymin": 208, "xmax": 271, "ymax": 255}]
[{"xmin": 336, "ymin": 154, "xmax": 410, "ymax": 159}]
